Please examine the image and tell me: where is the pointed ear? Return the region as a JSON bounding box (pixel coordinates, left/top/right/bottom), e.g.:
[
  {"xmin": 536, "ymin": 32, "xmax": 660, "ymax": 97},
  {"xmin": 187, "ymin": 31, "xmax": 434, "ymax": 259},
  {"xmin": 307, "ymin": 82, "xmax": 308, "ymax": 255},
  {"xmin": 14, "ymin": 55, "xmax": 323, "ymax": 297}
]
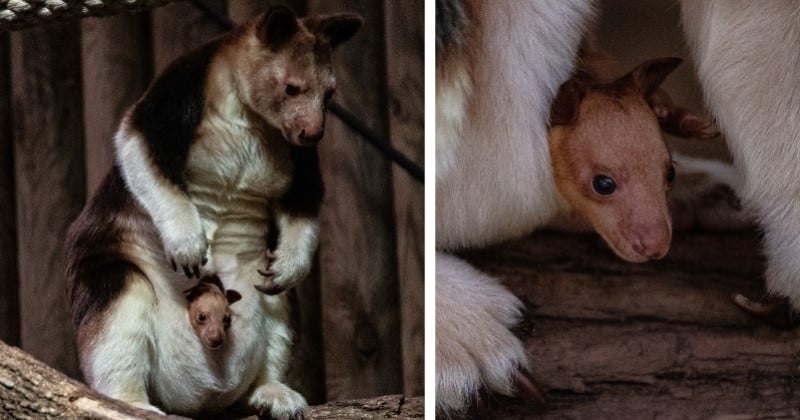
[
  {"xmin": 226, "ymin": 290, "xmax": 242, "ymax": 305},
  {"xmin": 647, "ymin": 88, "xmax": 719, "ymax": 139},
  {"xmin": 550, "ymin": 79, "xmax": 586, "ymax": 126},
  {"xmin": 615, "ymin": 57, "xmax": 682, "ymax": 97},
  {"xmin": 258, "ymin": 5, "xmax": 299, "ymax": 51},
  {"xmin": 304, "ymin": 13, "xmax": 363, "ymax": 49}
]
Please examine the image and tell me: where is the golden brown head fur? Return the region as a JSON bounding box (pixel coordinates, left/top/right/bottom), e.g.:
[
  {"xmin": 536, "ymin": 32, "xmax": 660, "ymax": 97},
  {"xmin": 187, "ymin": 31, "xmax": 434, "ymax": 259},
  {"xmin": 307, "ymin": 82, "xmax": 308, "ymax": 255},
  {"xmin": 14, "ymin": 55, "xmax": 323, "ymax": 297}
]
[
  {"xmin": 184, "ymin": 276, "xmax": 242, "ymax": 350},
  {"xmin": 549, "ymin": 57, "xmax": 690, "ymax": 262}
]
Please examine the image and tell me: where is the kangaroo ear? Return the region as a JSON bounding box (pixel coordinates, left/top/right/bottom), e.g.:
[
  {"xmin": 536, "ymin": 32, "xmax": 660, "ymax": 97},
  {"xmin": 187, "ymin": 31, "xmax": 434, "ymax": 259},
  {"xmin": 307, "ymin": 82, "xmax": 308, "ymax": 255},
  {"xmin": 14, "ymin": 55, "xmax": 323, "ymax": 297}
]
[
  {"xmin": 550, "ymin": 78, "xmax": 586, "ymax": 126},
  {"xmin": 226, "ymin": 290, "xmax": 242, "ymax": 305},
  {"xmin": 259, "ymin": 5, "xmax": 299, "ymax": 51},
  {"xmin": 614, "ymin": 57, "xmax": 682, "ymax": 97},
  {"xmin": 304, "ymin": 13, "xmax": 363, "ymax": 49},
  {"xmin": 647, "ymin": 89, "xmax": 719, "ymax": 139}
]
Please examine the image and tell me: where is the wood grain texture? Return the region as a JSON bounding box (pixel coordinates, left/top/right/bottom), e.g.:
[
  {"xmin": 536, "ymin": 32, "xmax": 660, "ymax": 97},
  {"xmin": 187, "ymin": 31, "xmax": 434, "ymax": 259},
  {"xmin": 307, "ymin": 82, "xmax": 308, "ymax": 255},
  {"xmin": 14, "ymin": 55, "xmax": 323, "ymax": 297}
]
[
  {"xmin": 460, "ymin": 230, "xmax": 800, "ymax": 418},
  {"xmin": 384, "ymin": 0, "xmax": 424, "ymax": 397},
  {"xmin": 10, "ymin": 22, "xmax": 85, "ymax": 378},
  {"xmin": 151, "ymin": 0, "xmax": 227, "ymax": 74},
  {"xmin": 228, "ymin": 0, "xmax": 307, "ymax": 23},
  {"xmin": 0, "ymin": 33, "xmax": 19, "ymax": 347},
  {"xmin": 307, "ymin": 0, "xmax": 404, "ymax": 400},
  {"xmin": 81, "ymin": 12, "xmax": 152, "ymax": 195}
]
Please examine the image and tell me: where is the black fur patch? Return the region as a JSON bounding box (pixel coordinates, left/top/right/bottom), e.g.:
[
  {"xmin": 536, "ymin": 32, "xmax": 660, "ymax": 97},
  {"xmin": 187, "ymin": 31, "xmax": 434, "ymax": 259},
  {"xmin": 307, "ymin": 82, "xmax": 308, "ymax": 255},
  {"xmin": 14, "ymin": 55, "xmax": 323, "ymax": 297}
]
[
  {"xmin": 130, "ymin": 39, "xmax": 224, "ymax": 188},
  {"xmin": 65, "ymin": 167, "xmax": 141, "ymax": 328},
  {"xmin": 436, "ymin": 0, "xmax": 470, "ymax": 55},
  {"xmin": 281, "ymin": 146, "xmax": 323, "ymax": 217}
]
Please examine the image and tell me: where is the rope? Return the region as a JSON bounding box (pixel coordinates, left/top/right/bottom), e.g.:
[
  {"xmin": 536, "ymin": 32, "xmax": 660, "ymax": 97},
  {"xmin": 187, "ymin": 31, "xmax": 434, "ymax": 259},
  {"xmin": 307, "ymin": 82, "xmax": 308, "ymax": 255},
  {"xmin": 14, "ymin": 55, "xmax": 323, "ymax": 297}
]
[
  {"xmin": 190, "ymin": 0, "xmax": 425, "ymax": 184},
  {"xmin": 0, "ymin": 0, "xmax": 171, "ymax": 31}
]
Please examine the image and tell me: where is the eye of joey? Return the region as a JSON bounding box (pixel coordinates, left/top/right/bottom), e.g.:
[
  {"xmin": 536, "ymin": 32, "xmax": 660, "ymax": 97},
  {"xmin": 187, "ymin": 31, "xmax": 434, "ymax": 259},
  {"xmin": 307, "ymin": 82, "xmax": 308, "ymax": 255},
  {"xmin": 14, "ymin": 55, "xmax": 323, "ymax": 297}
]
[{"xmin": 592, "ymin": 175, "xmax": 616, "ymax": 196}]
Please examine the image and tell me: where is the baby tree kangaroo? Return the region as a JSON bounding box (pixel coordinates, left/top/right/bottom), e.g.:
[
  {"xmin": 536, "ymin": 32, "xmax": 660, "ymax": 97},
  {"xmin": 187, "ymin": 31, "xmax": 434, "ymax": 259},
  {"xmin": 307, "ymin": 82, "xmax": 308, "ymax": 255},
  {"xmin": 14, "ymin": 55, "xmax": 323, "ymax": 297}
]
[
  {"xmin": 548, "ymin": 55, "xmax": 726, "ymax": 262},
  {"xmin": 184, "ymin": 275, "xmax": 241, "ymax": 350},
  {"xmin": 65, "ymin": 6, "xmax": 361, "ymax": 418}
]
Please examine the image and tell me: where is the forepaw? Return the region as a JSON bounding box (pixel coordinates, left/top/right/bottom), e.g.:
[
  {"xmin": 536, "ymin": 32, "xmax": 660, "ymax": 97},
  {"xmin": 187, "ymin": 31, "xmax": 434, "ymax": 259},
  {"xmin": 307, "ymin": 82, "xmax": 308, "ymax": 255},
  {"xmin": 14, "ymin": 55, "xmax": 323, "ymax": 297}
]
[
  {"xmin": 248, "ymin": 383, "xmax": 307, "ymax": 420},
  {"xmin": 732, "ymin": 293, "xmax": 800, "ymax": 329},
  {"xmin": 160, "ymin": 213, "xmax": 208, "ymax": 279},
  {"xmin": 255, "ymin": 249, "xmax": 309, "ymax": 295}
]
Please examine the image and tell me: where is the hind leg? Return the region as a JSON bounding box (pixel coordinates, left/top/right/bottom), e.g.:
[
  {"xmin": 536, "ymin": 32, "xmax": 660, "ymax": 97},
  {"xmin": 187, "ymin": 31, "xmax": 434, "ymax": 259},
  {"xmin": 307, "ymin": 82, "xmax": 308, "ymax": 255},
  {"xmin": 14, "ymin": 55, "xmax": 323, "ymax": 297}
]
[
  {"xmin": 79, "ymin": 273, "xmax": 161, "ymax": 413},
  {"xmin": 244, "ymin": 294, "xmax": 307, "ymax": 420}
]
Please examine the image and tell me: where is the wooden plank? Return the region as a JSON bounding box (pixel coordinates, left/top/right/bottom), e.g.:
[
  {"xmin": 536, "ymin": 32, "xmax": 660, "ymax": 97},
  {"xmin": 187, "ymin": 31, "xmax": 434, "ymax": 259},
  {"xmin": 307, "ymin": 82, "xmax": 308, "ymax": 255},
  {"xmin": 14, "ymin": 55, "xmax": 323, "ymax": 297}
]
[
  {"xmin": 383, "ymin": 0, "xmax": 424, "ymax": 397},
  {"xmin": 461, "ymin": 231, "xmax": 800, "ymax": 418},
  {"xmin": 81, "ymin": 13, "xmax": 152, "ymax": 195},
  {"xmin": 228, "ymin": 0, "xmax": 306, "ymax": 23},
  {"xmin": 0, "ymin": 33, "xmax": 19, "ymax": 347},
  {"xmin": 10, "ymin": 22, "xmax": 86, "ymax": 377},
  {"xmin": 151, "ymin": 0, "xmax": 228, "ymax": 74},
  {"xmin": 306, "ymin": 0, "xmax": 403, "ymax": 399}
]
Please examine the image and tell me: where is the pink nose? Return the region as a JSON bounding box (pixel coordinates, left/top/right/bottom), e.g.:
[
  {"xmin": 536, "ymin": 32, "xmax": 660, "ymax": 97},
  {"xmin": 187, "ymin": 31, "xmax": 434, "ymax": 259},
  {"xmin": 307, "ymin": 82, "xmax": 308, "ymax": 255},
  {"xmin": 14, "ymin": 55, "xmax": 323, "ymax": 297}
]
[
  {"xmin": 299, "ymin": 127, "xmax": 324, "ymax": 144},
  {"xmin": 631, "ymin": 227, "xmax": 671, "ymax": 259}
]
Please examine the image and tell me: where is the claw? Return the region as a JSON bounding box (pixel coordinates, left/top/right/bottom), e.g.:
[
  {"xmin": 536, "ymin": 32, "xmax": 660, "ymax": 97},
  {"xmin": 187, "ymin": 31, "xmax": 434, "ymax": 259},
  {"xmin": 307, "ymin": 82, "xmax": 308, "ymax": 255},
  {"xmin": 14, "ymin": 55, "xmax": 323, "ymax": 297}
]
[
  {"xmin": 732, "ymin": 293, "xmax": 799, "ymax": 329},
  {"xmin": 254, "ymin": 283, "xmax": 286, "ymax": 295},
  {"xmin": 257, "ymin": 269, "xmax": 275, "ymax": 278},
  {"xmin": 193, "ymin": 265, "xmax": 200, "ymax": 278},
  {"xmin": 170, "ymin": 259, "xmax": 177, "ymax": 271},
  {"xmin": 513, "ymin": 369, "xmax": 548, "ymax": 411},
  {"xmin": 183, "ymin": 265, "xmax": 193, "ymax": 279},
  {"xmin": 468, "ymin": 389, "xmax": 492, "ymax": 419},
  {"xmin": 265, "ymin": 249, "xmax": 277, "ymax": 262}
]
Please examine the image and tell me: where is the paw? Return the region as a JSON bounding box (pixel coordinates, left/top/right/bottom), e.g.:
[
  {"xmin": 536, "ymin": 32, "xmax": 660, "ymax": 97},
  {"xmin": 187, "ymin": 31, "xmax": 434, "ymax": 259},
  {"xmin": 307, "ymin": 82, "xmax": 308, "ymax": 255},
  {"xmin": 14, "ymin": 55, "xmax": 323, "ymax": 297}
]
[
  {"xmin": 248, "ymin": 383, "xmax": 307, "ymax": 420},
  {"xmin": 159, "ymin": 209, "xmax": 208, "ymax": 279},
  {"xmin": 255, "ymin": 249, "xmax": 310, "ymax": 295},
  {"xmin": 436, "ymin": 253, "xmax": 542, "ymax": 415}
]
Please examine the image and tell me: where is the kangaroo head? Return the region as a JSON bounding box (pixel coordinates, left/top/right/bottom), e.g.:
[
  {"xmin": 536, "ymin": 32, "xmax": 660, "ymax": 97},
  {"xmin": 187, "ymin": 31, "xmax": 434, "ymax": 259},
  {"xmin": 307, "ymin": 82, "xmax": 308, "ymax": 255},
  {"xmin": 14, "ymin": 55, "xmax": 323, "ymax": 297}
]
[
  {"xmin": 233, "ymin": 6, "xmax": 363, "ymax": 146},
  {"xmin": 184, "ymin": 275, "xmax": 242, "ymax": 350},
  {"xmin": 549, "ymin": 58, "xmax": 688, "ymax": 263}
]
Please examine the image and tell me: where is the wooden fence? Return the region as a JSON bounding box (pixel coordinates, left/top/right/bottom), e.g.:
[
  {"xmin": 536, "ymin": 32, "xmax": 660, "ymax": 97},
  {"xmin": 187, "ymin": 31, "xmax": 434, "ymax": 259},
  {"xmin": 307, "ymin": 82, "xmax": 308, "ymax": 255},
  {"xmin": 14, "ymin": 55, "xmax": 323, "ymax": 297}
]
[{"xmin": 0, "ymin": 0, "xmax": 423, "ymax": 405}]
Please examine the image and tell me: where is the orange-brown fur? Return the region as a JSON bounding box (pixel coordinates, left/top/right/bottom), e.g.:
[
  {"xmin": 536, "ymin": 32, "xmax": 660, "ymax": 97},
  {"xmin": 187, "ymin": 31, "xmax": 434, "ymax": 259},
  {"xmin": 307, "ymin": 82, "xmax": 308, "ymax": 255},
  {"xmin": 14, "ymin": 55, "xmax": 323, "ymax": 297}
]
[
  {"xmin": 184, "ymin": 276, "xmax": 241, "ymax": 350},
  {"xmin": 548, "ymin": 48, "xmax": 715, "ymax": 262}
]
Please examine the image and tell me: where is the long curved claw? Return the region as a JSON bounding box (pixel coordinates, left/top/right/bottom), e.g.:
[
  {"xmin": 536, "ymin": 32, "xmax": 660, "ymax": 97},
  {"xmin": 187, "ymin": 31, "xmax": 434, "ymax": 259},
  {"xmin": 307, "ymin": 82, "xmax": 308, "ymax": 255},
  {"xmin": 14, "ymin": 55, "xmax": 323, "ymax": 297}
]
[
  {"xmin": 513, "ymin": 368, "xmax": 548, "ymax": 411},
  {"xmin": 732, "ymin": 293, "xmax": 799, "ymax": 329}
]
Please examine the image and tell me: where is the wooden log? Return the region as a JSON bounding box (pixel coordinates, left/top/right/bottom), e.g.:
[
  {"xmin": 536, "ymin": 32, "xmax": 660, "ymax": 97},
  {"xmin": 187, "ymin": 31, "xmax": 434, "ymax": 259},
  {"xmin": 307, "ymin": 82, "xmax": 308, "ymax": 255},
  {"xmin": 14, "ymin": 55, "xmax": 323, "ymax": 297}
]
[
  {"xmin": 10, "ymin": 22, "xmax": 85, "ymax": 378},
  {"xmin": 383, "ymin": 0, "xmax": 424, "ymax": 397},
  {"xmin": 306, "ymin": 0, "xmax": 403, "ymax": 399},
  {"xmin": 0, "ymin": 339, "xmax": 423, "ymax": 419},
  {"xmin": 0, "ymin": 33, "xmax": 19, "ymax": 347},
  {"xmin": 461, "ymin": 230, "xmax": 800, "ymax": 418},
  {"xmin": 81, "ymin": 12, "xmax": 152, "ymax": 195},
  {"xmin": 151, "ymin": 0, "xmax": 228, "ymax": 74}
]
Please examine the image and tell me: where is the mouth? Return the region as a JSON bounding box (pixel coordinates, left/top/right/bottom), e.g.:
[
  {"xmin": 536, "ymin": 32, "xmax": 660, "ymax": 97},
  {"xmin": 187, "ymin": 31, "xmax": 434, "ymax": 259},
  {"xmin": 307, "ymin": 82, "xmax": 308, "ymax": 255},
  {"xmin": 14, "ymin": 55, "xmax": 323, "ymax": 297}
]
[{"xmin": 598, "ymin": 229, "xmax": 670, "ymax": 263}]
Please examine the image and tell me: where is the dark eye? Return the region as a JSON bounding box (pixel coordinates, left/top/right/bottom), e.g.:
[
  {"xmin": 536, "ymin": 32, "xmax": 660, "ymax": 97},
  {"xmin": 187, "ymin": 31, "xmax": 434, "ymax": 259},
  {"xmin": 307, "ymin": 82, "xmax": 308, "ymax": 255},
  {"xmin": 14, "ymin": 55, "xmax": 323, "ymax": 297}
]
[
  {"xmin": 285, "ymin": 84, "xmax": 300, "ymax": 97},
  {"xmin": 666, "ymin": 165, "xmax": 676, "ymax": 184},
  {"xmin": 197, "ymin": 313, "xmax": 207, "ymax": 323},
  {"xmin": 592, "ymin": 175, "xmax": 616, "ymax": 195},
  {"xmin": 223, "ymin": 316, "xmax": 231, "ymax": 329}
]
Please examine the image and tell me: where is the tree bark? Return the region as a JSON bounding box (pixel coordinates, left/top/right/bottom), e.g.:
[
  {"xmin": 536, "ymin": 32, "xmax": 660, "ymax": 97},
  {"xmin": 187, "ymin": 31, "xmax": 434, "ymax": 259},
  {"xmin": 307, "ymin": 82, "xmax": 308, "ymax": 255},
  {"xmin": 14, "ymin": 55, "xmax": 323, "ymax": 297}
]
[
  {"xmin": 0, "ymin": 339, "xmax": 424, "ymax": 419},
  {"xmin": 462, "ymin": 230, "xmax": 800, "ymax": 419}
]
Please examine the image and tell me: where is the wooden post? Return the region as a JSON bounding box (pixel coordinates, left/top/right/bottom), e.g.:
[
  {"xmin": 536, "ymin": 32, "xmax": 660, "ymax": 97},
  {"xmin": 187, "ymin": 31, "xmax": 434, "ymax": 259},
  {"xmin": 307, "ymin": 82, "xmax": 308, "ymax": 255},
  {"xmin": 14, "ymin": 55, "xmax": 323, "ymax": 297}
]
[
  {"xmin": 228, "ymin": 0, "xmax": 307, "ymax": 23},
  {"xmin": 383, "ymin": 0, "xmax": 424, "ymax": 397},
  {"xmin": 306, "ymin": 0, "xmax": 403, "ymax": 400},
  {"xmin": 10, "ymin": 22, "xmax": 86, "ymax": 377},
  {"xmin": 0, "ymin": 33, "xmax": 19, "ymax": 347},
  {"xmin": 151, "ymin": 1, "xmax": 228, "ymax": 74},
  {"xmin": 81, "ymin": 13, "xmax": 152, "ymax": 195}
]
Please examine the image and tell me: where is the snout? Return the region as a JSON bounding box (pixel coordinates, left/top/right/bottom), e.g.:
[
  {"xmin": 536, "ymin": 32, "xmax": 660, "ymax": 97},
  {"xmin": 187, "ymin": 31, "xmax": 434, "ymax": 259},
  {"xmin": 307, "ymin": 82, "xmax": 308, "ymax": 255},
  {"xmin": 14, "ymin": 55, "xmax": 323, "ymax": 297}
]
[
  {"xmin": 622, "ymin": 223, "xmax": 672, "ymax": 262},
  {"xmin": 287, "ymin": 121, "xmax": 325, "ymax": 146},
  {"xmin": 204, "ymin": 331, "xmax": 225, "ymax": 350}
]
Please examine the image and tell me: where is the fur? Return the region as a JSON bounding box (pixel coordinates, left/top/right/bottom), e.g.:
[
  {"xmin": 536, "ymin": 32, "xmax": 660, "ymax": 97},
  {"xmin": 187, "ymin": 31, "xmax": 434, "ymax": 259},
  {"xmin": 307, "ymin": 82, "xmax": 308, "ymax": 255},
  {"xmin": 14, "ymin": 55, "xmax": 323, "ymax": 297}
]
[
  {"xmin": 66, "ymin": 7, "xmax": 361, "ymax": 418},
  {"xmin": 680, "ymin": 1, "xmax": 800, "ymax": 306}
]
